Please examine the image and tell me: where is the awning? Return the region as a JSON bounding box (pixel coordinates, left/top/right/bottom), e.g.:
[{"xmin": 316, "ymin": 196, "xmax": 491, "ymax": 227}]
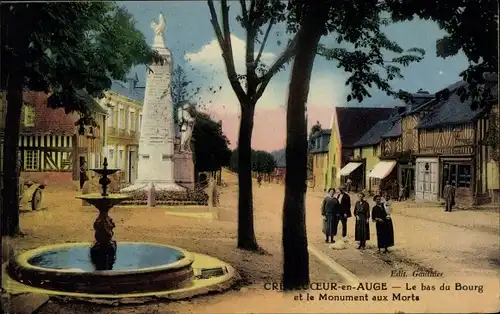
[
  {"xmin": 338, "ymin": 162, "xmax": 362, "ymax": 177},
  {"xmin": 368, "ymin": 161, "xmax": 396, "ymax": 179}
]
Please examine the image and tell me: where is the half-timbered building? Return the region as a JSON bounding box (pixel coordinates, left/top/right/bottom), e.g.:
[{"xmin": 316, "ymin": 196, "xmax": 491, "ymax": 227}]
[
  {"xmin": 415, "ymin": 81, "xmax": 494, "ymax": 205},
  {"xmin": 0, "ymin": 91, "xmax": 106, "ymax": 186},
  {"xmin": 378, "ymin": 90, "xmax": 435, "ymax": 199}
]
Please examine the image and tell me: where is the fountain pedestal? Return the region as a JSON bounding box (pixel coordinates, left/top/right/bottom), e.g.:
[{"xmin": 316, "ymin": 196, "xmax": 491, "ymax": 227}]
[{"xmin": 76, "ymin": 158, "xmax": 129, "ymax": 271}]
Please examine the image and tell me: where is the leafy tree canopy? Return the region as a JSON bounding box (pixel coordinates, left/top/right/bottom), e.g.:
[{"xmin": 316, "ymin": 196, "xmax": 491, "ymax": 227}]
[
  {"xmin": 286, "ymin": 0, "xmax": 426, "ymax": 104},
  {"xmin": 229, "ymin": 148, "xmax": 276, "ymax": 174},
  {"xmin": 386, "ymin": 0, "xmax": 498, "ymax": 110},
  {"xmin": 1, "ymin": 2, "xmax": 161, "ymax": 236},
  {"xmin": 1, "ymin": 2, "xmax": 162, "ymax": 125},
  {"xmin": 192, "ymin": 109, "xmax": 232, "ymax": 172}
]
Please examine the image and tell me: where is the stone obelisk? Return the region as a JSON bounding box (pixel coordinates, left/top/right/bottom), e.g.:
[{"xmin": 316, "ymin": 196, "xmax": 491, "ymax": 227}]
[{"xmin": 122, "ymin": 14, "xmax": 185, "ymax": 192}]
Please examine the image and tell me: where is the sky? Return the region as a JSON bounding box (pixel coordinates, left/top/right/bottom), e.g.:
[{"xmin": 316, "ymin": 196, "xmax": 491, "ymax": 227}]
[{"xmin": 121, "ymin": 2, "xmax": 469, "ymax": 152}]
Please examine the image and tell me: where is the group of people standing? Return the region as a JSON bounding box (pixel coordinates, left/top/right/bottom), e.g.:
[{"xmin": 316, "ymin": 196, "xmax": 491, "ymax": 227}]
[{"xmin": 321, "ymin": 187, "xmax": 394, "ymax": 252}]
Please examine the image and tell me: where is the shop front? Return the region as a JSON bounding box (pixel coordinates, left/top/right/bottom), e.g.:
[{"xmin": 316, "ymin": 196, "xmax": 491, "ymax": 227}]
[
  {"xmin": 440, "ymin": 157, "xmax": 473, "ymax": 204},
  {"xmin": 338, "ymin": 161, "xmax": 364, "ymax": 192},
  {"xmin": 415, "ymin": 157, "xmax": 439, "ymax": 202},
  {"xmin": 367, "ymin": 160, "xmax": 397, "ymax": 196}
]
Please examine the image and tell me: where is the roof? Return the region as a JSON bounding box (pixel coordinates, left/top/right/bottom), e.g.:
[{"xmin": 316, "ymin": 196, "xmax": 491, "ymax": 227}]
[
  {"xmin": 381, "ymin": 119, "xmax": 402, "ymax": 138},
  {"xmin": 271, "ymin": 148, "xmax": 286, "ymax": 168},
  {"xmin": 417, "ymin": 81, "xmax": 490, "ymax": 129},
  {"xmin": 417, "ymin": 94, "xmax": 486, "ymax": 130},
  {"xmin": 110, "ymin": 79, "xmax": 145, "ymax": 103},
  {"xmin": 405, "ymin": 81, "xmax": 466, "ymax": 116},
  {"xmin": 22, "ymin": 91, "xmax": 76, "ymax": 135},
  {"xmin": 353, "ymin": 110, "xmax": 401, "ymax": 147},
  {"xmin": 310, "ymin": 129, "xmax": 331, "ymax": 139},
  {"xmin": 335, "ymin": 107, "xmax": 395, "ymax": 147}
]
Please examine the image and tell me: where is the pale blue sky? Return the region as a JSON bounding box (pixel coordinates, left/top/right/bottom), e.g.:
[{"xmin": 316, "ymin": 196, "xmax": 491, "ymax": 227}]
[{"xmin": 121, "ymin": 1, "xmax": 469, "ymax": 112}]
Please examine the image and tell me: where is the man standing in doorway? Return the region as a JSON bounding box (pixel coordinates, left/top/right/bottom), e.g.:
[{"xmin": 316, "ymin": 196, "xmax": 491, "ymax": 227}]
[
  {"xmin": 443, "ymin": 181, "xmax": 456, "ymax": 212},
  {"xmin": 334, "ymin": 185, "xmax": 352, "ymax": 241}
]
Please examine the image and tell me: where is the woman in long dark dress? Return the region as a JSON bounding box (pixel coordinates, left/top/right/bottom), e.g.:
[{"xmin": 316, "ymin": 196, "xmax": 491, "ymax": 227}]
[
  {"xmin": 354, "ymin": 192, "xmax": 370, "ymax": 249},
  {"xmin": 372, "ymin": 195, "xmax": 395, "ymax": 253}
]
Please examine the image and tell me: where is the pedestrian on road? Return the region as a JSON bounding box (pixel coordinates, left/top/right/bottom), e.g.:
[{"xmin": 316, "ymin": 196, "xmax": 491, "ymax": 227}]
[
  {"xmin": 79, "ymin": 160, "xmax": 88, "ymax": 190},
  {"xmin": 333, "ymin": 185, "xmax": 352, "ymax": 241},
  {"xmin": 372, "ymin": 195, "xmax": 394, "ymax": 253},
  {"xmin": 354, "ymin": 192, "xmax": 370, "ymax": 249},
  {"xmin": 257, "ymin": 174, "xmax": 262, "ymax": 187},
  {"xmin": 443, "ymin": 181, "xmax": 456, "ymax": 212},
  {"xmin": 321, "ymin": 188, "xmax": 338, "ymax": 243}
]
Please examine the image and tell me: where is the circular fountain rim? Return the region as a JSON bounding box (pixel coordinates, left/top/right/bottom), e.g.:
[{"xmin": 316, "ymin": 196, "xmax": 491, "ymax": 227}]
[{"xmin": 14, "ymin": 242, "xmax": 194, "ymax": 275}]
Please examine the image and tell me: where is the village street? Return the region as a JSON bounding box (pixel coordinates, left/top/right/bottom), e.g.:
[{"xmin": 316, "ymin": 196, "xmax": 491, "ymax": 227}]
[{"xmin": 6, "ymin": 170, "xmax": 499, "ymax": 313}]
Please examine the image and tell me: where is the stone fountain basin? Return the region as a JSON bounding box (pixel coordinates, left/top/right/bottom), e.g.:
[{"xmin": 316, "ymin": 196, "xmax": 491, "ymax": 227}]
[
  {"xmin": 75, "ymin": 193, "xmax": 131, "ymax": 207},
  {"xmin": 6, "ymin": 242, "xmax": 194, "ymax": 294}
]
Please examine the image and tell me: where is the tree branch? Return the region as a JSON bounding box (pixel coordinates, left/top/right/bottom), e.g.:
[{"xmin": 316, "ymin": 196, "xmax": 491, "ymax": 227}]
[
  {"xmin": 256, "ymin": 34, "xmax": 299, "ymax": 98},
  {"xmin": 254, "ymin": 18, "xmax": 274, "ymax": 67},
  {"xmin": 207, "ymin": 0, "xmax": 246, "ymax": 101},
  {"xmin": 239, "ymin": 0, "xmax": 248, "ymax": 27}
]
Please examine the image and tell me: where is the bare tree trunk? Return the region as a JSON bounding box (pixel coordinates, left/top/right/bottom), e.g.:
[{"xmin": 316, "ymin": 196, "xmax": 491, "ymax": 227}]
[
  {"xmin": 237, "ymin": 102, "xmax": 259, "ymax": 250},
  {"xmin": 282, "ymin": 2, "xmax": 331, "ymax": 290}
]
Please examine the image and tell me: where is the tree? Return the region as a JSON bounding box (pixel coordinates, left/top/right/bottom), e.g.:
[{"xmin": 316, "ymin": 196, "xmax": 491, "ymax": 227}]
[
  {"xmin": 192, "ymin": 109, "xmax": 232, "ymax": 173},
  {"xmin": 251, "ymin": 150, "xmax": 276, "ymax": 174},
  {"xmin": 387, "ymin": 0, "xmax": 499, "ymax": 160},
  {"xmin": 282, "ymin": 0, "xmax": 426, "ymax": 289},
  {"xmin": 309, "ymin": 121, "xmax": 322, "ymax": 139},
  {"xmin": 229, "ymin": 148, "xmax": 239, "ymax": 173},
  {"xmin": 207, "ymin": 0, "xmax": 297, "ymax": 250},
  {"xmin": 1, "ymin": 3, "xmax": 161, "ymax": 236}
]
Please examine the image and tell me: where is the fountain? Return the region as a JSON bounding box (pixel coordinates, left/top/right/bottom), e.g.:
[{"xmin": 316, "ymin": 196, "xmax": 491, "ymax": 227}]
[{"xmin": 4, "ymin": 158, "xmax": 234, "ymax": 297}]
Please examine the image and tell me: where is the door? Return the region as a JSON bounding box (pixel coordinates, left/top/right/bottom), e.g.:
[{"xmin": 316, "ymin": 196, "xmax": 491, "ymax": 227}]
[{"xmin": 128, "ymin": 150, "xmax": 137, "ymax": 184}]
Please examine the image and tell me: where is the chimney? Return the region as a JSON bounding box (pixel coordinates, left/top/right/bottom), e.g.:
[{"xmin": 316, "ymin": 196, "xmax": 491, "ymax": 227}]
[{"xmin": 127, "ymin": 73, "xmax": 139, "ymax": 93}]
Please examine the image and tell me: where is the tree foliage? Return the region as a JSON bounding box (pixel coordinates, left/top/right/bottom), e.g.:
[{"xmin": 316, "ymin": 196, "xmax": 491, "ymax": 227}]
[
  {"xmin": 1, "ymin": 2, "xmax": 160, "ymax": 236},
  {"xmin": 229, "ymin": 148, "xmax": 276, "ymax": 175},
  {"xmin": 288, "ymin": 0, "xmax": 426, "ymax": 103},
  {"xmin": 387, "ymin": 0, "xmax": 498, "ymax": 110},
  {"xmin": 251, "ymin": 150, "xmax": 277, "ymax": 174},
  {"xmin": 192, "ymin": 109, "xmax": 232, "ymax": 173}
]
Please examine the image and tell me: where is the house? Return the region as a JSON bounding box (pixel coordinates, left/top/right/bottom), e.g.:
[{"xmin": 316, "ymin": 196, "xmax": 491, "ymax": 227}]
[
  {"xmin": 101, "ymin": 76, "xmax": 144, "ymax": 184},
  {"xmin": 0, "ymin": 91, "xmax": 106, "ymax": 186},
  {"xmin": 378, "ymin": 90, "xmax": 435, "ymax": 199},
  {"xmin": 351, "ymin": 109, "xmax": 403, "ymax": 194},
  {"xmin": 309, "ymin": 129, "xmax": 331, "ymax": 191},
  {"xmin": 324, "ymin": 107, "xmax": 394, "ymax": 189},
  {"xmin": 271, "ymin": 148, "xmax": 286, "ymax": 184},
  {"xmin": 415, "ymin": 81, "xmax": 496, "ymax": 205}
]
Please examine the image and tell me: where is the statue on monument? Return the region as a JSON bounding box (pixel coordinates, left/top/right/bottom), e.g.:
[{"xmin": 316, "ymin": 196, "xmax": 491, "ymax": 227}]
[
  {"xmin": 151, "ymin": 13, "xmax": 165, "ymax": 36},
  {"xmin": 177, "ymin": 103, "xmax": 195, "ymax": 153},
  {"xmin": 151, "ymin": 14, "xmax": 166, "ymax": 47}
]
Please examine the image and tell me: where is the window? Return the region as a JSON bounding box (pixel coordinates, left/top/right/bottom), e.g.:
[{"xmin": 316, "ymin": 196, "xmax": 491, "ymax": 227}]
[
  {"xmin": 119, "ymin": 108, "xmax": 125, "ymax": 129},
  {"xmin": 130, "ymin": 111, "xmax": 135, "ymax": 131},
  {"xmin": 442, "ymin": 162, "xmax": 471, "ymax": 190},
  {"xmin": 23, "ymin": 105, "xmax": 35, "ymax": 127},
  {"xmin": 457, "ymin": 164, "xmax": 471, "ymax": 188},
  {"xmin": 107, "ymin": 107, "xmax": 114, "ymax": 127},
  {"xmin": 126, "ymin": 110, "xmax": 130, "ymax": 133},
  {"xmin": 108, "ymin": 149, "xmax": 115, "ymax": 167},
  {"xmin": 118, "ymin": 150, "xmax": 124, "ymax": 168},
  {"xmin": 24, "ymin": 150, "xmax": 39, "ymax": 171}
]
